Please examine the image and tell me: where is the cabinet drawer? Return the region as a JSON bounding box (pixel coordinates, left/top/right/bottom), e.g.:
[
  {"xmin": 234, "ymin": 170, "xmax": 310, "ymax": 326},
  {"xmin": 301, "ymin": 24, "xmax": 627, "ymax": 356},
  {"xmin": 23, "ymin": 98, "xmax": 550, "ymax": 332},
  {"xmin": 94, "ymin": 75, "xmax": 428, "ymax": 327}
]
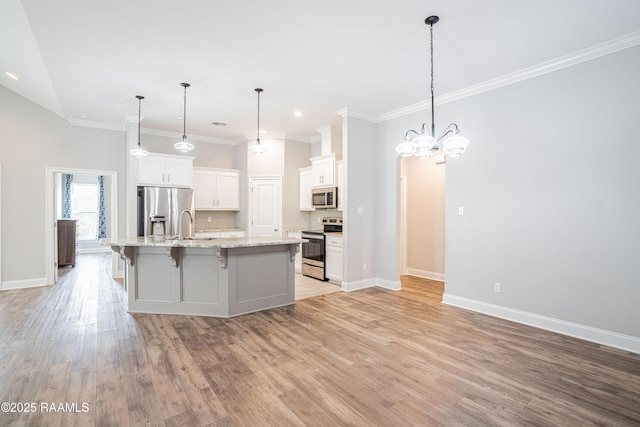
[{"xmin": 325, "ymin": 236, "xmax": 343, "ymax": 248}]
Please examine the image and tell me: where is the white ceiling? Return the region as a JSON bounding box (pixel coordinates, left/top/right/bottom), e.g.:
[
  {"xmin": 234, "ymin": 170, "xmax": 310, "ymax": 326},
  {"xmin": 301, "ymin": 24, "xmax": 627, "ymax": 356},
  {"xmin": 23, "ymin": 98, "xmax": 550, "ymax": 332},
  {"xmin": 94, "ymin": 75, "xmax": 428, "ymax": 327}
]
[{"xmin": 2, "ymin": 0, "xmax": 640, "ymax": 143}]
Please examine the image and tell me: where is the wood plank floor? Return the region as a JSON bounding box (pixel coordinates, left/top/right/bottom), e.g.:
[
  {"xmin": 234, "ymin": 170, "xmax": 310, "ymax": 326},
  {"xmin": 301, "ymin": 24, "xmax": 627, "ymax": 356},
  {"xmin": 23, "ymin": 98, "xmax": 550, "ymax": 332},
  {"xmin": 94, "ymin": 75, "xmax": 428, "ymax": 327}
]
[
  {"xmin": 1, "ymin": 254, "xmax": 639, "ymax": 426},
  {"xmin": 294, "ymin": 274, "xmax": 341, "ymax": 300}
]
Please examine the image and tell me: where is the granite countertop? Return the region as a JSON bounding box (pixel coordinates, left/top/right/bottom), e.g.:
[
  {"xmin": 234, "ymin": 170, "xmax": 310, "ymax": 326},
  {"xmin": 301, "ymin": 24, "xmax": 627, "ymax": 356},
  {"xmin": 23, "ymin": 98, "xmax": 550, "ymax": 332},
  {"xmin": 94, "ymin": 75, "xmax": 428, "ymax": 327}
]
[{"xmin": 105, "ymin": 236, "xmax": 305, "ymax": 249}]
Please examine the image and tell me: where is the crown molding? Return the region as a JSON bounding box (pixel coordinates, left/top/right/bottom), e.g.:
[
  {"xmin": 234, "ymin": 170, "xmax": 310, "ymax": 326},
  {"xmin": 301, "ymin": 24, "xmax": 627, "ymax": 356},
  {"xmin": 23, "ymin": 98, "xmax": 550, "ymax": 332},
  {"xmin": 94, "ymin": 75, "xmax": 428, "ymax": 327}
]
[
  {"xmin": 379, "ymin": 30, "xmax": 640, "ymax": 122},
  {"xmin": 66, "ymin": 118, "xmax": 124, "ymax": 131},
  {"xmin": 335, "ymin": 107, "xmax": 379, "ymax": 123}
]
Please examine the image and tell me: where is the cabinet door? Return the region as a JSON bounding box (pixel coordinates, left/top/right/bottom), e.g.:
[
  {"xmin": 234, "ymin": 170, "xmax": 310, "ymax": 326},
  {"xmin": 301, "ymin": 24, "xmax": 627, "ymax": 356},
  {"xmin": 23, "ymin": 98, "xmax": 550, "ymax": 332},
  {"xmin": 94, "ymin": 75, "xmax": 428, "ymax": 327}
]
[
  {"xmin": 194, "ymin": 170, "xmax": 216, "ymax": 209},
  {"xmin": 325, "ymin": 246, "xmax": 343, "ymax": 283},
  {"xmin": 215, "ymin": 172, "xmax": 240, "ymax": 210},
  {"xmin": 312, "ymin": 156, "xmax": 335, "ymax": 187},
  {"xmin": 165, "ymin": 159, "xmax": 193, "ymax": 187},
  {"xmin": 299, "ymin": 169, "xmax": 314, "ymax": 211},
  {"xmin": 139, "ymin": 157, "xmax": 167, "ymax": 185}
]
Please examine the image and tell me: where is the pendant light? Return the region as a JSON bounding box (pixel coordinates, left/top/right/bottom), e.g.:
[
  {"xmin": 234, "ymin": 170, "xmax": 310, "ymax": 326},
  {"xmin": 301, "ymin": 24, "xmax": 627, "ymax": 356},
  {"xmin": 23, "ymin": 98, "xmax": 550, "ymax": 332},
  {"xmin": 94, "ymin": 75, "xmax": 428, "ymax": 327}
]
[
  {"xmin": 129, "ymin": 95, "xmax": 149, "ymax": 157},
  {"xmin": 174, "ymin": 82, "xmax": 195, "ymax": 152},
  {"xmin": 396, "ymin": 16, "xmax": 470, "ymax": 160},
  {"xmin": 249, "ymin": 88, "xmax": 267, "ymax": 154}
]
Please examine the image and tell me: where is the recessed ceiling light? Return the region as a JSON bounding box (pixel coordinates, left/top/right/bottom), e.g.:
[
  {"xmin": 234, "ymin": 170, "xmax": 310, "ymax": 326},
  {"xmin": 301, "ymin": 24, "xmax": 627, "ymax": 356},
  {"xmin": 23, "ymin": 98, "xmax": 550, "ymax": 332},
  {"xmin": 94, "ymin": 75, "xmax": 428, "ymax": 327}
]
[
  {"xmin": 211, "ymin": 121, "xmax": 227, "ymax": 127},
  {"xmin": 294, "ymin": 110, "xmax": 303, "ymax": 118},
  {"xmin": 259, "ymin": 129, "xmax": 267, "ymax": 134},
  {"xmin": 174, "ymin": 116, "xmax": 183, "ymax": 120},
  {"xmin": 5, "ymin": 71, "xmax": 19, "ymax": 81},
  {"xmin": 80, "ymin": 114, "xmax": 91, "ymax": 119}
]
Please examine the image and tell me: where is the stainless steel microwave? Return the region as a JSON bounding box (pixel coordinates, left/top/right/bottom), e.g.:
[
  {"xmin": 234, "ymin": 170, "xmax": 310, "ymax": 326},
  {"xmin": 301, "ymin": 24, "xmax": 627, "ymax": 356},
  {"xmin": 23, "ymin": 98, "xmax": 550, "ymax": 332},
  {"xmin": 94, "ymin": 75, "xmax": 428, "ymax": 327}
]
[{"xmin": 312, "ymin": 187, "xmax": 338, "ymax": 209}]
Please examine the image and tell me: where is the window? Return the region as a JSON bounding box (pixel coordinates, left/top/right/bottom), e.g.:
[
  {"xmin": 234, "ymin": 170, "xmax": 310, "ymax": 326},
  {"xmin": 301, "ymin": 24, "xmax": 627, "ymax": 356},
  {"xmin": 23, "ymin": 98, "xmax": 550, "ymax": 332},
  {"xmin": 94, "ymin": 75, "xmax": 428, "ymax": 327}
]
[{"xmin": 71, "ymin": 183, "xmax": 99, "ymax": 241}]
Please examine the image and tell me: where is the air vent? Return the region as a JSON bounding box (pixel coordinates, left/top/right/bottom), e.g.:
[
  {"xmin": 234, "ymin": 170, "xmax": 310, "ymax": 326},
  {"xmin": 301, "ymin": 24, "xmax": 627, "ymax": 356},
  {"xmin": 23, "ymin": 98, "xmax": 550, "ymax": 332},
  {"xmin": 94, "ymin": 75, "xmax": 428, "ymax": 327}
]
[{"xmin": 211, "ymin": 121, "xmax": 227, "ymax": 127}]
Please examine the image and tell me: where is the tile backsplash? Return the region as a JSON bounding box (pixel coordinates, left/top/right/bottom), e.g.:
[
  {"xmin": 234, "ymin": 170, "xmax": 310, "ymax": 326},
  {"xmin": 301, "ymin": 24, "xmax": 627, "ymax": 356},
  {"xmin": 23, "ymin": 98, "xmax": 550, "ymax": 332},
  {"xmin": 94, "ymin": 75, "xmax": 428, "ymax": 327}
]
[{"xmin": 194, "ymin": 211, "xmax": 238, "ymax": 231}]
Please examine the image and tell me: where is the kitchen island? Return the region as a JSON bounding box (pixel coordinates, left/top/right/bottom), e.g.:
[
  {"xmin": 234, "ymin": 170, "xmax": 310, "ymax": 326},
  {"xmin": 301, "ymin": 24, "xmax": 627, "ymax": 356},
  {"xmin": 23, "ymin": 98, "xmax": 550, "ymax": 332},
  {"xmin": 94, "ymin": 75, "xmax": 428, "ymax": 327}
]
[{"xmin": 108, "ymin": 236, "xmax": 304, "ymax": 317}]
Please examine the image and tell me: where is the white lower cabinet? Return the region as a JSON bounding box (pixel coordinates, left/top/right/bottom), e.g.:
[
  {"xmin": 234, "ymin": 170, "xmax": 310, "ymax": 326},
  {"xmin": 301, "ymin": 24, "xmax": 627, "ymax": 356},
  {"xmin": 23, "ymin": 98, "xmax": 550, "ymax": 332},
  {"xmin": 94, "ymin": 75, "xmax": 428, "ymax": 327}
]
[
  {"xmin": 325, "ymin": 234, "xmax": 343, "ymax": 283},
  {"xmin": 287, "ymin": 231, "xmax": 302, "ymax": 273}
]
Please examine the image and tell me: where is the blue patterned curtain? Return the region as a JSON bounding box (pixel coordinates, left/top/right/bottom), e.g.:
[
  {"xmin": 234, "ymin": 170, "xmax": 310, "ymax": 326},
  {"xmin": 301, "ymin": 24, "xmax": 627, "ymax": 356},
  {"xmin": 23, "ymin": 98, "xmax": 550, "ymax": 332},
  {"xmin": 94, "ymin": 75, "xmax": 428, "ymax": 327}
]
[
  {"xmin": 63, "ymin": 174, "xmax": 73, "ymax": 218},
  {"xmin": 97, "ymin": 176, "xmax": 107, "ymax": 239}
]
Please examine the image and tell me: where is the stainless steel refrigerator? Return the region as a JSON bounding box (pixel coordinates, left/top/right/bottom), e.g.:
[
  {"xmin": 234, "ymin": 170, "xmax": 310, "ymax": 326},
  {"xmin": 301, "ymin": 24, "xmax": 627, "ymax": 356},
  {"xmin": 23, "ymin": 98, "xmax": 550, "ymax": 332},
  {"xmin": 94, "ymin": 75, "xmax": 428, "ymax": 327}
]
[{"xmin": 137, "ymin": 186, "xmax": 194, "ymax": 237}]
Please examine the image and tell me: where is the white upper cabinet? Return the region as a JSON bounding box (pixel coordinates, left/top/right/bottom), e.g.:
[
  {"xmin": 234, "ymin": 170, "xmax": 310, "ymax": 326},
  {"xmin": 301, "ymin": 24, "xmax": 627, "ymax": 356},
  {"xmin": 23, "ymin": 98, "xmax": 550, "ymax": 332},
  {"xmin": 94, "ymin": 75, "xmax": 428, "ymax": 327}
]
[
  {"xmin": 193, "ymin": 167, "xmax": 240, "ymax": 210},
  {"xmin": 138, "ymin": 153, "xmax": 194, "ymax": 188},
  {"xmin": 311, "ymin": 154, "xmax": 335, "ymax": 187},
  {"xmin": 299, "ymin": 167, "xmax": 315, "ymax": 211}
]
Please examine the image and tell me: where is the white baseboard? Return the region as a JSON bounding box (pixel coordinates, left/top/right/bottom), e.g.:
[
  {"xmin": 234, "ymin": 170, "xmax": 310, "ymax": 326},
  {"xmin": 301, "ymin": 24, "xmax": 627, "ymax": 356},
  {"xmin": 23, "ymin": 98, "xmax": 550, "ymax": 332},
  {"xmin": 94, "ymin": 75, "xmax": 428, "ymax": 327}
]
[
  {"xmin": 341, "ymin": 277, "xmax": 401, "ymax": 292},
  {"xmin": 341, "ymin": 278, "xmax": 374, "ymax": 292},
  {"xmin": 443, "ymin": 293, "xmax": 640, "ymax": 355},
  {"xmin": 1, "ymin": 277, "xmax": 48, "ymax": 290},
  {"xmin": 374, "ymin": 278, "xmax": 401, "ymax": 291},
  {"xmin": 405, "ymin": 268, "xmax": 444, "ymax": 282}
]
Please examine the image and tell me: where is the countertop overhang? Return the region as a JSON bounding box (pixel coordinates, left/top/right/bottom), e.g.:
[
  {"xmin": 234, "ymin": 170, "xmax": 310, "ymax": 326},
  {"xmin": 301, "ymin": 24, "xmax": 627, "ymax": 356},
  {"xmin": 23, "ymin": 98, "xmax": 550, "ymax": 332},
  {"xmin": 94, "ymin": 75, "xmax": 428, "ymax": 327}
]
[{"xmin": 105, "ymin": 236, "xmax": 306, "ymax": 249}]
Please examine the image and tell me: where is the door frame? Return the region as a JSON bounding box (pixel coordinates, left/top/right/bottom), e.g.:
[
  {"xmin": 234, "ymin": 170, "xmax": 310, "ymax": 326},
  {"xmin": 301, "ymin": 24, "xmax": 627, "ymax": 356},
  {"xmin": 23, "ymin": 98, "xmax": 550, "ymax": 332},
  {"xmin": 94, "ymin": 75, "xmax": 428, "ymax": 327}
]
[
  {"xmin": 45, "ymin": 167, "xmax": 119, "ymax": 284},
  {"xmin": 247, "ymin": 175, "xmax": 282, "ymax": 237},
  {"xmin": 0, "ymin": 163, "xmax": 2, "ymax": 287},
  {"xmin": 400, "ymin": 174, "xmax": 407, "ymax": 275}
]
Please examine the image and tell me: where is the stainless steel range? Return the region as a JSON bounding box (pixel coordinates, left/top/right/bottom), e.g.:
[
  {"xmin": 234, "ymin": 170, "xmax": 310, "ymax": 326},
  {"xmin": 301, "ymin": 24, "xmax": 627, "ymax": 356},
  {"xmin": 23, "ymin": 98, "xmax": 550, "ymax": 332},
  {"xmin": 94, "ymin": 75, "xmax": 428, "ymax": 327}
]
[{"xmin": 301, "ymin": 217, "xmax": 343, "ymax": 281}]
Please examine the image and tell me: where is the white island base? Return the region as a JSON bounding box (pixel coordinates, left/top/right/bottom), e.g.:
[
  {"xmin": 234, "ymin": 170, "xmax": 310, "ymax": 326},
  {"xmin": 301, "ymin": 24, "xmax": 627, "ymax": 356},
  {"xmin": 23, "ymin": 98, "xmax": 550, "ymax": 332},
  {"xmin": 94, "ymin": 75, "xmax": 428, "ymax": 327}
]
[{"xmin": 111, "ymin": 239, "xmax": 300, "ymax": 317}]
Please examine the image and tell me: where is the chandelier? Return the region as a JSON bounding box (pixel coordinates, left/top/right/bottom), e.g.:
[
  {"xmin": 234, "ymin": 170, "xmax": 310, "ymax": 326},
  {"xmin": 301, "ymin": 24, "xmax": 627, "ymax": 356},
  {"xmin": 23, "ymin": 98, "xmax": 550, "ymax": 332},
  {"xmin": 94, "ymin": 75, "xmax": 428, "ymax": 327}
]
[{"xmin": 396, "ymin": 16, "xmax": 470, "ymax": 159}]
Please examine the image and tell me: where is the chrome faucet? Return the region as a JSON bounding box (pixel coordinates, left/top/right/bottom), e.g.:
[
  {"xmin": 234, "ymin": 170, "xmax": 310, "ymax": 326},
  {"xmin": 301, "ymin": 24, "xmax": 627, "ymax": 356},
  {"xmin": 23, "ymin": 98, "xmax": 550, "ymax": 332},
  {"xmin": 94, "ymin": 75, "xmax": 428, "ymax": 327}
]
[{"xmin": 178, "ymin": 209, "xmax": 193, "ymax": 240}]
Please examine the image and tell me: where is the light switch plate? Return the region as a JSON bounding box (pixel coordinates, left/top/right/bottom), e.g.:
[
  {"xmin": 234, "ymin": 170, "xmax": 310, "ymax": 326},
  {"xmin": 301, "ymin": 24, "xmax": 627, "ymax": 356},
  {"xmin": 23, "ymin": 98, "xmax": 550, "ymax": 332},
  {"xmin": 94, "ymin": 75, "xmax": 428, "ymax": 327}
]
[{"xmin": 458, "ymin": 207, "xmax": 464, "ymax": 216}]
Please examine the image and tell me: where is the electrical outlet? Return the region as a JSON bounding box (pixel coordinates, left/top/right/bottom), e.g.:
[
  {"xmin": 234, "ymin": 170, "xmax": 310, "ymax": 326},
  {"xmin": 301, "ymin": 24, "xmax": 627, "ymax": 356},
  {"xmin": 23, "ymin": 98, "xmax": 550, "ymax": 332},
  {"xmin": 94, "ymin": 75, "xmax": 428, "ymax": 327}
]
[
  {"xmin": 317, "ymin": 217, "xmax": 321, "ymax": 223},
  {"xmin": 494, "ymin": 282, "xmax": 501, "ymax": 293},
  {"xmin": 458, "ymin": 207, "xmax": 465, "ymax": 216},
  {"xmin": 362, "ymin": 262, "xmax": 367, "ymax": 270},
  {"xmin": 207, "ymin": 216, "xmax": 212, "ymax": 223}
]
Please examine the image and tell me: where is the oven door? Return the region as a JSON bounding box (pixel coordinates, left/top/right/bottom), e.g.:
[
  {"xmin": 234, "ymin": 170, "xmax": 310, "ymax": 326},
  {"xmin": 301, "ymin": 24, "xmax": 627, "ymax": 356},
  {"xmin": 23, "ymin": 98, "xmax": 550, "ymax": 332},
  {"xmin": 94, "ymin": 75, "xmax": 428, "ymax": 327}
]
[{"xmin": 301, "ymin": 232, "xmax": 326, "ymax": 280}]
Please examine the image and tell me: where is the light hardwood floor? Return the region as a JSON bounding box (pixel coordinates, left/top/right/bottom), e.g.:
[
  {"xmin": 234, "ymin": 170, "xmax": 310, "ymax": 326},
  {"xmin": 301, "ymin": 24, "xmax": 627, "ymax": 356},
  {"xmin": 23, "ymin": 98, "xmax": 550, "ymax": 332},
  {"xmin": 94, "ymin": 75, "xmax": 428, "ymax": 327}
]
[
  {"xmin": 295, "ymin": 273, "xmax": 341, "ymax": 300},
  {"xmin": 1, "ymin": 254, "xmax": 639, "ymax": 426}
]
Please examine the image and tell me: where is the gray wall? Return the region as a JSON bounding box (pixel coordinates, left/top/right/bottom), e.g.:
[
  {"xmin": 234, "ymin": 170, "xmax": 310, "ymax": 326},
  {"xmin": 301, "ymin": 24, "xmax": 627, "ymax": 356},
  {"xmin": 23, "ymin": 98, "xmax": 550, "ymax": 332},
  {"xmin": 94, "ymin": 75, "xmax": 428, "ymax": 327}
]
[
  {"xmin": 442, "ymin": 46, "xmax": 640, "ymax": 338},
  {"xmin": 0, "ymin": 84, "xmax": 126, "ymax": 283},
  {"xmin": 343, "ymin": 116, "xmax": 376, "ymax": 287},
  {"xmin": 373, "ymin": 45, "xmax": 640, "ymax": 343}
]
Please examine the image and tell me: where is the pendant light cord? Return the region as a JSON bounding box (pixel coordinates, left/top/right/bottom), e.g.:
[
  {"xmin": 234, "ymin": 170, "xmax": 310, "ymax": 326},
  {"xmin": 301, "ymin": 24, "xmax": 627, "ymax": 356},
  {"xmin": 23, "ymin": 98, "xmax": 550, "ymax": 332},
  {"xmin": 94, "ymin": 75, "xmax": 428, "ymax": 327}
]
[
  {"xmin": 256, "ymin": 88, "xmax": 262, "ymax": 144},
  {"xmin": 138, "ymin": 98, "xmax": 142, "ymax": 147},
  {"xmin": 182, "ymin": 85, "xmax": 187, "ymax": 140},
  {"xmin": 136, "ymin": 95, "xmax": 144, "ymax": 148},
  {"xmin": 430, "ymin": 21, "xmax": 435, "ymax": 138}
]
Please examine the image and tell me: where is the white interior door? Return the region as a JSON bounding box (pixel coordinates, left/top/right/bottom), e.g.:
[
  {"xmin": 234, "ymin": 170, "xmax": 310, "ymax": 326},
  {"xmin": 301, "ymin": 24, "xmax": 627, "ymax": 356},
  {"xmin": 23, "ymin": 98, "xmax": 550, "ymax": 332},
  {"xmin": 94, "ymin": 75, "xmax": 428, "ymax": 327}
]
[{"xmin": 249, "ymin": 177, "xmax": 282, "ymax": 237}]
